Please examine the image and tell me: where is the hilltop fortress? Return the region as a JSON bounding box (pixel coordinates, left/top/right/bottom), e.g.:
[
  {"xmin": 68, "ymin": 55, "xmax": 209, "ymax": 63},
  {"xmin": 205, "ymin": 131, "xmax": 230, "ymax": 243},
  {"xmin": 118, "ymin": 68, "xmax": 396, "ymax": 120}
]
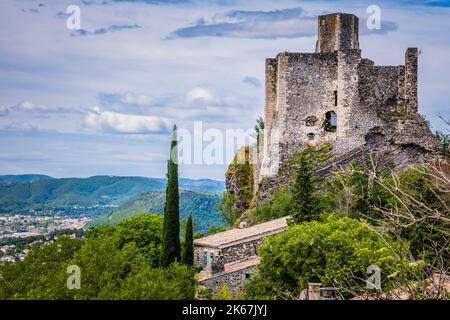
[
  {"xmin": 251, "ymin": 12, "xmax": 439, "ymax": 202},
  {"xmin": 199, "ymin": 12, "xmax": 441, "ymax": 296}
]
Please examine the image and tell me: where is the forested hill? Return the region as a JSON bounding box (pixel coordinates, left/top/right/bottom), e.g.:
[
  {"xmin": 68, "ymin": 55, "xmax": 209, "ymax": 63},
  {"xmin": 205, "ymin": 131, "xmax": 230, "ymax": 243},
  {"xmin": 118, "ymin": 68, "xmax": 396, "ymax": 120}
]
[
  {"xmin": 92, "ymin": 190, "xmax": 225, "ymax": 233},
  {"xmin": 0, "ymin": 174, "xmax": 53, "ymax": 184},
  {"xmin": 0, "ymin": 175, "xmax": 225, "ymax": 214}
]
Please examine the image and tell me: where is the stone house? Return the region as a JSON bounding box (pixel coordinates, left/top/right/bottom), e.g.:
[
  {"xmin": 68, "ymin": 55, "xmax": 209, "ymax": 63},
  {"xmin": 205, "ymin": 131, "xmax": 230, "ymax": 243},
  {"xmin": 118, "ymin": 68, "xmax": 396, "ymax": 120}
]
[{"xmin": 194, "ymin": 216, "xmax": 288, "ymax": 294}]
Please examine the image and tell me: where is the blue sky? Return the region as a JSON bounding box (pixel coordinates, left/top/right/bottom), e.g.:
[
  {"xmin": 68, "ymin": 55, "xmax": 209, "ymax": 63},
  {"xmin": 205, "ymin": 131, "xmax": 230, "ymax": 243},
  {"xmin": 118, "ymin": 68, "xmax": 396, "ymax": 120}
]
[{"xmin": 0, "ymin": 0, "xmax": 449, "ymax": 180}]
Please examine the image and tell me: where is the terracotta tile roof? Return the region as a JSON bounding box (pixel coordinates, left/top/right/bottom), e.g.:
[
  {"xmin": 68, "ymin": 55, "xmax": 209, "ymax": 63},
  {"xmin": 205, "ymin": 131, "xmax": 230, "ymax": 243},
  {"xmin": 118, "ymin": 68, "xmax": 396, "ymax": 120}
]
[{"xmin": 194, "ymin": 217, "xmax": 288, "ymax": 248}]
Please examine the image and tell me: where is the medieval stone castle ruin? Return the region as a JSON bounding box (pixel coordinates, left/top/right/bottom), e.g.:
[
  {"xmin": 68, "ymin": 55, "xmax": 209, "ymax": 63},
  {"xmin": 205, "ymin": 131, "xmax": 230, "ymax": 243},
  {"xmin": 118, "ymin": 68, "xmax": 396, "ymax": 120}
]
[
  {"xmin": 195, "ymin": 12, "xmax": 440, "ymax": 295},
  {"xmin": 254, "ymin": 12, "xmax": 438, "ymax": 200}
]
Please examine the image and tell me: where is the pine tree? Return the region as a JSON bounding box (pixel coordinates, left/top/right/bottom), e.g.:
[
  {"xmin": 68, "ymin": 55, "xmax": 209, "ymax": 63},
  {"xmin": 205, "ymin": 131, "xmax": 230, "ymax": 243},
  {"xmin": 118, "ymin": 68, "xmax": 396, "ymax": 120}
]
[
  {"xmin": 288, "ymin": 149, "xmax": 322, "ymax": 225},
  {"xmin": 182, "ymin": 213, "xmax": 194, "ymax": 266},
  {"xmin": 160, "ymin": 125, "xmax": 181, "ymax": 267}
]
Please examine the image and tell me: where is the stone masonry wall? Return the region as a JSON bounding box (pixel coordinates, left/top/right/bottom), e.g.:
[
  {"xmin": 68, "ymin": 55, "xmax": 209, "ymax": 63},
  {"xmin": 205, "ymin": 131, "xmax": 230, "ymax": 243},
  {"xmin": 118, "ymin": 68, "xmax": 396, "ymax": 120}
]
[
  {"xmin": 200, "ymin": 265, "xmax": 257, "ymax": 296},
  {"xmin": 220, "ymin": 238, "xmax": 263, "ymax": 264},
  {"xmin": 194, "ymin": 237, "xmax": 264, "ymax": 272}
]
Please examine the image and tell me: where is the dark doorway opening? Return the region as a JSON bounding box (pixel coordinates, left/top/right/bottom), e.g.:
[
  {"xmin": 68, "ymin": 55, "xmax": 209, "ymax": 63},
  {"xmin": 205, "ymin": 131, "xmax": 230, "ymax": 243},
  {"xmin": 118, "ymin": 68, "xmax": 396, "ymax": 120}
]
[{"xmin": 324, "ymin": 111, "xmax": 337, "ymax": 132}]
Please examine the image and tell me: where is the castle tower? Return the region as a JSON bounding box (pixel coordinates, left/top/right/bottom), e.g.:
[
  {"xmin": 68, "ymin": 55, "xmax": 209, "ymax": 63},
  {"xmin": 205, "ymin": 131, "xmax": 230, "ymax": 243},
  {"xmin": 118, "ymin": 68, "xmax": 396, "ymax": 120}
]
[{"xmin": 316, "ymin": 13, "xmax": 359, "ymax": 53}]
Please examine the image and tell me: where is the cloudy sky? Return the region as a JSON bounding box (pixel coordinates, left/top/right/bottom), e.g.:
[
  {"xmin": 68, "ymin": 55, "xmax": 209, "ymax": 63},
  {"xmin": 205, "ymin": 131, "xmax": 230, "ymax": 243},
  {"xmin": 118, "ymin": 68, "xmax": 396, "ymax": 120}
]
[{"xmin": 0, "ymin": 0, "xmax": 449, "ymax": 180}]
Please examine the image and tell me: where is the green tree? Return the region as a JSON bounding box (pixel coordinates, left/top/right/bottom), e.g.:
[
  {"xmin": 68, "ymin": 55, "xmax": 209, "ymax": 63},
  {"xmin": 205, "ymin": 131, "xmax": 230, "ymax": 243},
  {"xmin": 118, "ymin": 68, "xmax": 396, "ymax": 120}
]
[
  {"xmin": 0, "ymin": 236, "xmax": 82, "ymax": 300},
  {"xmin": 321, "ymin": 163, "xmax": 392, "ymax": 222},
  {"xmin": 160, "ymin": 125, "xmax": 181, "ymax": 267},
  {"xmin": 213, "ymin": 282, "xmax": 234, "ymax": 300},
  {"xmin": 216, "ymin": 191, "xmax": 240, "ymax": 226},
  {"xmin": 246, "ymin": 188, "xmax": 293, "ymax": 224},
  {"xmin": 288, "ymin": 147, "xmax": 323, "ymax": 224},
  {"xmin": 245, "ymin": 215, "xmax": 411, "ymax": 299},
  {"xmin": 182, "ymin": 213, "xmax": 194, "ymax": 266},
  {"xmin": 70, "ymin": 235, "xmax": 145, "ymax": 299},
  {"xmin": 114, "ymin": 214, "xmax": 163, "ymax": 268},
  {"xmin": 0, "ymin": 214, "xmax": 197, "ymax": 300},
  {"xmin": 113, "ymin": 263, "xmax": 196, "ymax": 300}
]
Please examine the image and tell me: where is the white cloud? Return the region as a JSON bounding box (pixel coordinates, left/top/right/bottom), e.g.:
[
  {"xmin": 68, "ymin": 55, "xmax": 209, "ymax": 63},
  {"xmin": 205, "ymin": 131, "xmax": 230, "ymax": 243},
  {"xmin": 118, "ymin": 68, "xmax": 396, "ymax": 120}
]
[
  {"xmin": 0, "ymin": 121, "xmax": 38, "ymax": 132},
  {"xmin": 120, "ymin": 92, "xmax": 152, "ymax": 106},
  {"xmin": 186, "ymin": 87, "xmax": 216, "ymax": 103},
  {"xmin": 0, "ymin": 105, "xmax": 9, "ymax": 116},
  {"xmin": 84, "ymin": 109, "xmax": 171, "ymax": 134},
  {"xmin": 0, "ymin": 101, "xmax": 84, "ymax": 115}
]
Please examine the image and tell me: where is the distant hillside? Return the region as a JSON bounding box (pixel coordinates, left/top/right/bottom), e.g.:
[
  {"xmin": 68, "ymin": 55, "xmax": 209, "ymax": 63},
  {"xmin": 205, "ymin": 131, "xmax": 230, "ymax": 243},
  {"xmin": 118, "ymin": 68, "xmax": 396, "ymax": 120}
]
[
  {"xmin": 0, "ymin": 175, "xmax": 225, "ymax": 214},
  {"xmin": 92, "ymin": 190, "xmax": 225, "ymax": 233},
  {"xmin": 0, "ymin": 174, "xmax": 53, "ymax": 184}
]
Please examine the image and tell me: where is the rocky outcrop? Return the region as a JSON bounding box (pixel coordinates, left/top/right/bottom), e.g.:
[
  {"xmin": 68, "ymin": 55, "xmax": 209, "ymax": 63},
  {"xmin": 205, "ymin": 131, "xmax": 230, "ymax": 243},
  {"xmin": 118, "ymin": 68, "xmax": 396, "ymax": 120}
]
[{"xmin": 225, "ymin": 147, "xmax": 254, "ymax": 214}]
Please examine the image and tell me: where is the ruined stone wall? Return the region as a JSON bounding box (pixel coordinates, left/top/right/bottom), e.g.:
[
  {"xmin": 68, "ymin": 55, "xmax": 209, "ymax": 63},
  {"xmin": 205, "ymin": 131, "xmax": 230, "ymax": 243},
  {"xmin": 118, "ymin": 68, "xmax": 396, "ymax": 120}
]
[
  {"xmin": 264, "ymin": 58, "xmax": 278, "ymax": 141},
  {"xmin": 274, "ymin": 52, "xmax": 339, "ymax": 164},
  {"xmin": 334, "ymin": 49, "xmax": 363, "ymax": 152},
  {"xmin": 200, "ymin": 265, "xmax": 257, "ymax": 296},
  {"xmin": 248, "ymin": 13, "xmax": 438, "ymax": 208},
  {"xmin": 405, "ymin": 48, "xmax": 418, "ymax": 113}
]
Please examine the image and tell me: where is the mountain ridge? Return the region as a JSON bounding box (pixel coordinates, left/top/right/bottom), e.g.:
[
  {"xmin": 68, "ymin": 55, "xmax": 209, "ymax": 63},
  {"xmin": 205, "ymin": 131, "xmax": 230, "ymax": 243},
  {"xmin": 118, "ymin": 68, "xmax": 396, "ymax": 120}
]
[{"xmin": 0, "ymin": 175, "xmax": 225, "ymax": 214}]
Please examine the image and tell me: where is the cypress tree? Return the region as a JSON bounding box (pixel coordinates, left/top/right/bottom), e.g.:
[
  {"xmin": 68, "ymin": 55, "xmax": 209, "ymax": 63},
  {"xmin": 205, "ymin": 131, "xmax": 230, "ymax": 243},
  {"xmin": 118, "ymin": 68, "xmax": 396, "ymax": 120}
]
[
  {"xmin": 182, "ymin": 213, "xmax": 194, "ymax": 266},
  {"xmin": 160, "ymin": 125, "xmax": 181, "ymax": 267}
]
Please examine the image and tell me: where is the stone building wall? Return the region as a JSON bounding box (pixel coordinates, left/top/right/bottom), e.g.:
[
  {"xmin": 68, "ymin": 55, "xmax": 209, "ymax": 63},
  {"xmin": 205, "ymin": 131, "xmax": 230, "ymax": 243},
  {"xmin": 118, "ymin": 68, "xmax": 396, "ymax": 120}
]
[
  {"xmin": 200, "ymin": 265, "xmax": 257, "ymax": 296},
  {"xmin": 194, "ymin": 237, "xmax": 265, "ymax": 272},
  {"xmin": 220, "ymin": 238, "xmax": 263, "ymax": 263}
]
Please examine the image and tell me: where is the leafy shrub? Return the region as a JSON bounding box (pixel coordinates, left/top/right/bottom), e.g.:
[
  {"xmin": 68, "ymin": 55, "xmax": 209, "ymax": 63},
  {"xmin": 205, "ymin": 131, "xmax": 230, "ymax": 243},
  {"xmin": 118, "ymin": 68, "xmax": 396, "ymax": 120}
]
[{"xmin": 245, "ymin": 215, "xmax": 411, "ymax": 299}]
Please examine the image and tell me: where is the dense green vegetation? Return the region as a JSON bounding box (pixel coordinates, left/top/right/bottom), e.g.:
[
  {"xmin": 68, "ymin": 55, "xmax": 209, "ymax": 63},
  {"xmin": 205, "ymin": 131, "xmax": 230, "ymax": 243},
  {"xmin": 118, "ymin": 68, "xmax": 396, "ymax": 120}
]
[
  {"xmin": 0, "ymin": 214, "xmax": 197, "ymax": 299},
  {"xmin": 245, "ymin": 215, "xmax": 411, "ymax": 299},
  {"xmin": 246, "ymin": 144, "xmax": 331, "ymax": 225},
  {"xmin": 239, "ymin": 143, "xmax": 450, "ymax": 299},
  {"xmin": 92, "ymin": 190, "xmax": 224, "ymax": 233}
]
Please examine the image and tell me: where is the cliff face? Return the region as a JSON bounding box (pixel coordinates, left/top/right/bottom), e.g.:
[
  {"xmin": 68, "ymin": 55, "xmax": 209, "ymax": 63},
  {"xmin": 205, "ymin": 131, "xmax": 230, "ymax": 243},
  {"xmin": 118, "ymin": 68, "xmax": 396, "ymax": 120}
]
[{"xmin": 225, "ymin": 147, "xmax": 254, "ymax": 215}]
